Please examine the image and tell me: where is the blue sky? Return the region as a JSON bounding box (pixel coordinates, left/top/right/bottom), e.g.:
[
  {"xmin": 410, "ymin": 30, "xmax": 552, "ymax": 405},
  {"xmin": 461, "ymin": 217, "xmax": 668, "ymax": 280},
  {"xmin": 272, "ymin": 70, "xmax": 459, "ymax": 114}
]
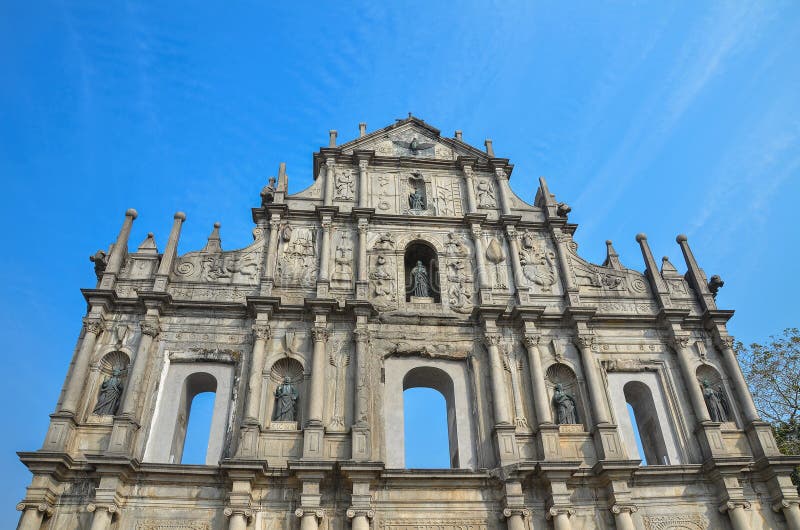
[{"xmin": 1, "ymin": 1, "xmax": 799, "ymax": 525}]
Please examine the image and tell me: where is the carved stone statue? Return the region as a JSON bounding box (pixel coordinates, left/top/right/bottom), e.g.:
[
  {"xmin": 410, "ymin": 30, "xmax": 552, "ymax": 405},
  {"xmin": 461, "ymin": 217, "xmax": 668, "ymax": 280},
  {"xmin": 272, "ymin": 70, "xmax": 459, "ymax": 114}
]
[
  {"xmin": 708, "ymin": 275, "xmax": 724, "ymax": 299},
  {"xmin": 702, "ymin": 379, "xmax": 729, "ymax": 422},
  {"xmin": 93, "ymin": 368, "xmax": 124, "ymax": 416},
  {"xmin": 409, "ymin": 186, "xmax": 426, "ymax": 210},
  {"xmin": 260, "ymin": 177, "xmax": 276, "ymax": 206},
  {"xmin": 553, "ymin": 383, "xmax": 579, "ymax": 424},
  {"xmin": 410, "ymin": 261, "xmax": 430, "ymax": 297},
  {"xmin": 273, "ymin": 377, "xmax": 299, "ymax": 422},
  {"xmin": 476, "ymin": 179, "xmax": 496, "ymax": 208},
  {"xmin": 334, "ymin": 169, "xmax": 354, "ymax": 200},
  {"xmin": 89, "ymin": 250, "xmax": 108, "ymax": 280}
]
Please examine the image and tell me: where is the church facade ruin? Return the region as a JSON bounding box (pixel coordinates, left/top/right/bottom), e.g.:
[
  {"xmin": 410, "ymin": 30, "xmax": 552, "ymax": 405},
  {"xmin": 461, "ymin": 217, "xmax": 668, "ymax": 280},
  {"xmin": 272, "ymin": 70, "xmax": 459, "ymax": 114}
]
[{"xmin": 16, "ymin": 117, "xmax": 800, "ymax": 529}]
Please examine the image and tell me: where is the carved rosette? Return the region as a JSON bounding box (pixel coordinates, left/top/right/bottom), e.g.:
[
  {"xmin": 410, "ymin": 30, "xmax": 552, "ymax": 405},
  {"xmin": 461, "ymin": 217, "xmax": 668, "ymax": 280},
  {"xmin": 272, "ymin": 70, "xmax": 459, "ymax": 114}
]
[
  {"xmin": 252, "ymin": 324, "xmax": 271, "ymax": 341},
  {"xmin": 139, "ymin": 321, "xmax": 161, "ymax": 338},
  {"xmin": 83, "ymin": 317, "xmax": 104, "ymax": 335}
]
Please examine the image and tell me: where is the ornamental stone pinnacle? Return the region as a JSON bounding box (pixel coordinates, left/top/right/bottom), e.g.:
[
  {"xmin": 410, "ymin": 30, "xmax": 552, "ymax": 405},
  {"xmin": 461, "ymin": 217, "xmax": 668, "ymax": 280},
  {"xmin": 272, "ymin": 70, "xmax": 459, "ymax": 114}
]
[{"xmin": 16, "ymin": 116, "xmax": 799, "ymax": 530}]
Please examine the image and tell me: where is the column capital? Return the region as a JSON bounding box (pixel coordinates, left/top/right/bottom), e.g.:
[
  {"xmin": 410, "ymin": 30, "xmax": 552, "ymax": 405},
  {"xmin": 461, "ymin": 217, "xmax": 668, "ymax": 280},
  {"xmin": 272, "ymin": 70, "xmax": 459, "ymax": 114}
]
[
  {"xmin": 16, "ymin": 502, "xmax": 53, "ymax": 516},
  {"xmin": 668, "ymin": 334, "xmax": 691, "ymax": 350},
  {"xmin": 471, "ymin": 224, "xmax": 483, "ymax": 238},
  {"xmin": 354, "ymin": 328, "xmax": 370, "ymax": 343},
  {"xmin": 295, "ymin": 508, "xmax": 324, "ymax": 520},
  {"xmin": 83, "ymin": 317, "xmax": 104, "ymax": 335},
  {"xmin": 523, "ymin": 334, "xmax": 541, "ymax": 347},
  {"xmin": 252, "ymin": 324, "xmax": 271, "ymax": 341},
  {"xmin": 312, "ymin": 326, "xmax": 330, "ymax": 343},
  {"xmin": 357, "ymin": 219, "xmax": 369, "ymax": 233},
  {"xmin": 719, "ymin": 500, "xmax": 751, "ymax": 513},
  {"xmin": 505, "ymin": 225, "xmax": 519, "ymax": 240},
  {"xmin": 223, "ymin": 507, "xmax": 253, "ymax": 519},
  {"xmin": 502, "ymin": 507, "xmax": 531, "ymax": 519},
  {"xmin": 574, "ymin": 334, "xmax": 595, "ymax": 350},
  {"xmin": 772, "ymin": 498, "xmax": 800, "ymax": 512},
  {"xmin": 546, "ymin": 507, "xmax": 574, "ymax": 519},
  {"xmin": 87, "ymin": 502, "xmax": 118, "ymax": 514},
  {"xmin": 346, "ymin": 508, "xmax": 375, "ymax": 519},
  {"xmin": 139, "ymin": 320, "xmax": 161, "ymax": 338},
  {"xmin": 494, "ymin": 167, "xmax": 509, "ymax": 180},
  {"xmin": 610, "ymin": 503, "xmax": 638, "ymax": 515},
  {"xmin": 714, "ymin": 334, "xmax": 735, "ymax": 350},
  {"xmin": 484, "ymin": 332, "xmax": 503, "ymax": 347}
]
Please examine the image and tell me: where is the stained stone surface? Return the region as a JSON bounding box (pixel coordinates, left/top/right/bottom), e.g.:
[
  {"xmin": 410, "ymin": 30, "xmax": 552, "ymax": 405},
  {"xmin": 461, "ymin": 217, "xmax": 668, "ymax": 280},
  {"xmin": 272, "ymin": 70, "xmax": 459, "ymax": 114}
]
[{"xmin": 15, "ymin": 117, "xmax": 800, "ymax": 530}]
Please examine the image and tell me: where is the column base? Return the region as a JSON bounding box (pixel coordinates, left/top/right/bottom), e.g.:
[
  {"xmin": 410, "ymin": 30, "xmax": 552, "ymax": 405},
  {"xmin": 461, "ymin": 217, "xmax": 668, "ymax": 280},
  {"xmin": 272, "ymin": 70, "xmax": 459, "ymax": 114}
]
[
  {"xmin": 592, "ymin": 424, "xmax": 627, "ymax": 461},
  {"xmin": 745, "ymin": 420, "xmax": 782, "ymax": 458},
  {"xmin": 351, "ymin": 425, "xmax": 371, "ymax": 461},
  {"xmin": 537, "ymin": 423, "xmax": 561, "ymax": 460},
  {"xmin": 106, "ymin": 416, "xmax": 140, "ymax": 455},
  {"xmin": 303, "ymin": 425, "xmax": 325, "ymax": 459},
  {"xmin": 236, "ymin": 425, "xmax": 260, "ymax": 458},
  {"xmin": 42, "ymin": 413, "xmax": 76, "ymax": 453},
  {"xmin": 494, "ymin": 424, "xmax": 519, "ymax": 466}
]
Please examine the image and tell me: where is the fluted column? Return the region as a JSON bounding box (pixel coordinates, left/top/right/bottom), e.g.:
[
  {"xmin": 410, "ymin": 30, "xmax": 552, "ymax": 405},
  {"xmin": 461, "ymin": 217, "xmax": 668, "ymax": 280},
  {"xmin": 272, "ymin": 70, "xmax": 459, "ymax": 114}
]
[
  {"xmin": 60, "ymin": 317, "xmax": 103, "ymax": 415},
  {"xmin": 714, "ymin": 333, "xmax": 760, "ymax": 424},
  {"xmin": 575, "ymin": 334, "xmax": 610, "ymax": 425},
  {"xmin": 308, "ymin": 326, "xmax": 329, "ymax": 425},
  {"xmin": 117, "ymin": 320, "xmax": 159, "ymax": 417},
  {"xmin": 152, "ymin": 212, "xmax": 186, "ymax": 292},
  {"xmin": 460, "ymin": 161, "xmax": 477, "ymax": 213},
  {"xmin": 722, "ymin": 501, "xmax": 752, "ymax": 530},
  {"xmin": 610, "ymin": 505, "xmax": 636, "ymax": 530},
  {"xmin": 505, "ymin": 226, "xmax": 526, "ymax": 293},
  {"xmin": 669, "ymin": 335, "xmax": 711, "ymax": 423},
  {"xmin": 471, "ymin": 224, "xmax": 489, "ymax": 289},
  {"xmin": 87, "ymin": 504, "xmax": 116, "ymax": 530},
  {"xmin": 485, "ymin": 333, "xmax": 511, "ymax": 426},
  {"xmin": 323, "ymin": 157, "xmax": 335, "ymax": 207},
  {"xmin": 99, "ymin": 209, "xmax": 137, "ymax": 290},
  {"xmin": 494, "ymin": 167, "xmax": 512, "ymax": 216},
  {"xmin": 523, "ymin": 334, "xmax": 553, "ymax": 425},
  {"xmin": 244, "ymin": 324, "xmax": 271, "ymax": 424}
]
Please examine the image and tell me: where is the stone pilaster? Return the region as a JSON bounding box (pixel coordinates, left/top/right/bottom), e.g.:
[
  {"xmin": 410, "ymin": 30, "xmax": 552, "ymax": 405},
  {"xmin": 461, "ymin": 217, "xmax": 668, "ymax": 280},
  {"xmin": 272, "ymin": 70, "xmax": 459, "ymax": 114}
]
[
  {"xmin": 317, "ymin": 216, "xmax": 333, "ymax": 297},
  {"xmin": 470, "ymin": 222, "xmax": 490, "ymax": 293},
  {"xmin": 60, "ymin": 315, "xmax": 104, "ymax": 416},
  {"xmin": 243, "ymin": 323, "xmax": 271, "ymax": 424},
  {"xmin": 355, "ymin": 153, "xmax": 371, "ymax": 208},
  {"xmin": 459, "ymin": 158, "xmax": 477, "ymax": 213},
  {"xmin": 351, "ymin": 322, "xmax": 371, "ymax": 460},
  {"xmin": 260, "ymin": 211, "xmax": 283, "ymax": 296},
  {"xmin": 493, "ymin": 165, "xmax": 512, "ymax": 216},
  {"xmin": 323, "ymin": 155, "xmax": 336, "ymax": 207},
  {"xmin": 356, "ymin": 215, "xmax": 369, "ymax": 299},
  {"xmin": 504, "ymin": 225, "xmax": 528, "ymax": 301},
  {"xmin": 484, "ymin": 332, "xmax": 511, "ymax": 426},
  {"xmin": 304, "ymin": 321, "xmax": 329, "ymax": 459},
  {"xmin": 224, "ymin": 508, "xmax": 251, "ymax": 530}
]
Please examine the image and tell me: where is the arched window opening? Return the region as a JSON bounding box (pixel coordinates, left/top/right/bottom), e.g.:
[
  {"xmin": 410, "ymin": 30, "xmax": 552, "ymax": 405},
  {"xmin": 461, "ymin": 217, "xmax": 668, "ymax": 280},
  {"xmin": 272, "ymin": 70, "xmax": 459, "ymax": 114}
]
[
  {"xmin": 624, "ymin": 381, "xmax": 669, "ymax": 466},
  {"xmin": 626, "ymin": 403, "xmax": 649, "ymax": 464},
  {"xmin": 403, "ymin": 388, "xmax": 450, "ymax": 468},
  {"xmin": 180, "ymin": 391, "xmax": 215, "ymax": 464},
  {"xmin": 404, "ymin": 241, "xmax": 440, "ymax": 302},
  {"xmin": 402, "ymin": 366, "xmax": 457, "ymax": 468},
  {"xmin": 171, "ymin": 372, "xmax": 217, "ymax": 465}
]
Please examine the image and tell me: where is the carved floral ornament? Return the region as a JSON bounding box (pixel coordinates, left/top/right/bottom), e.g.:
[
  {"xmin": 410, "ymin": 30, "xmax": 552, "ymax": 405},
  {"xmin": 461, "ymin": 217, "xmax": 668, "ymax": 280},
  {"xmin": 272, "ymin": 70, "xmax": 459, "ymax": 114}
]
[
  {"xmin": 523, "ymin": 334, "xmax": 541, "ymax": 347},
  {"xmin": 483, "ymin": 333, "xmax": 503, "ymax": 347},
  {"xmin": 312, "ymin": 326, "xmax": 330, "ymax": 342}
]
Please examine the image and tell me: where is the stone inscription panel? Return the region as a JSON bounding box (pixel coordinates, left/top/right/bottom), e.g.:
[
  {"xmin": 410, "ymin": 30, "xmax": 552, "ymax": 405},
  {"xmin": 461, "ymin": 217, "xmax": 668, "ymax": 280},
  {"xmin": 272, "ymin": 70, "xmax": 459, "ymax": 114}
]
[{"xmin": 380, "ymin": 521, "xmax": 488, "ymax": 530}]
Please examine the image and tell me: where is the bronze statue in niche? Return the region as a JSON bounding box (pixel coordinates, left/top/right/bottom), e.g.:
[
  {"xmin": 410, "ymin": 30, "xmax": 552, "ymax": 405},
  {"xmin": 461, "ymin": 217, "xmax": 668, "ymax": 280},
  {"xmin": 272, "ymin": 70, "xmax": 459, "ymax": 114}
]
[
  {"xmin": 273, "ymin": 377, "xmax": 299, "ymax": 422},
  {"xmin": 553, "ymin": 383, "xmax": 579, "ymax": 424},
  {"xmin": 93, "ymin": 369, "xmax": 125, "ymax": 416}
]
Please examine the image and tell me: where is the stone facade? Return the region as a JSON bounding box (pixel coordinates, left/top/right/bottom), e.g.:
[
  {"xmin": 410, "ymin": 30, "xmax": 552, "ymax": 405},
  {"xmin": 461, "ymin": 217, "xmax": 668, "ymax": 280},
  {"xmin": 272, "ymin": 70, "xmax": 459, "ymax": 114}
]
[{"xmin": 16, "ymin": 117, "xmax": 800, "ymax": 530}]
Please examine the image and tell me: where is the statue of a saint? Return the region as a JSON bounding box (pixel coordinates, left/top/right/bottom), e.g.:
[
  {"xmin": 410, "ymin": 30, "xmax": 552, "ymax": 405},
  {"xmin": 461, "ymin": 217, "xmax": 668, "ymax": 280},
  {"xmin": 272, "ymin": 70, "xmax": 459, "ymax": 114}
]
[
  {"xmin": 93, "ymin": 368, "xmax": 124, "ymax": 416},
  {"xmin": 553, "ymin": 383, "xmax": 578, "ymax": 424},
  {"xmin": 702, "ymin": 379, "xmax": 729, "ymax": 422},
  {"xmin": 260, "ymin": 176, "xmax": 276, "ymax": 207},
  {"xmin": 410, "ymin": 261, "xmax": 430, "ymax": 297},
  {"xmin": 273, "ymin": 377, "xmax": 299, "ymax": 422},
  {"xmin": 409, "ymin": 186, "xmax": 425, "ymax": 210}
]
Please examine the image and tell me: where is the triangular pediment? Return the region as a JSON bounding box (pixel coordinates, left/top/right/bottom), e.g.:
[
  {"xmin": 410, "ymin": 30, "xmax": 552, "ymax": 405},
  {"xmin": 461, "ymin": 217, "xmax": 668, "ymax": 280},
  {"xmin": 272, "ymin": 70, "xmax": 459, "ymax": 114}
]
[{"xmin": 339, "ymin": 116, "xmax": 490, "ymax": 161}]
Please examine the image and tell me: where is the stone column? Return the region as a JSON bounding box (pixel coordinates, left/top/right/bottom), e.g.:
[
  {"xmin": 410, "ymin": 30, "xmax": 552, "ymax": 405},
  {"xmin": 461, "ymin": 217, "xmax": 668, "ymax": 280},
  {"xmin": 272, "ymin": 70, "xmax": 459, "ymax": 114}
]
[
  {"xmin": 721, "ymin": 501, "xmax": 752, "ymax": 530},
  {"xmin": 357, "ymin": 219, "xmax": 368, "ymax": 283},
  {"xmin": 296, "ymin": 509, "xmax": 322, "ymax": 530},
  {"xmin": 471, "ymin": 224, "xmax": 489, "ymax": 289},
  {"xmin": 503, "ymin": 508, "xmax": 530, "ymax": 530},
  {"xmin": 152, "ymin": 212, "xmax": 186, "ymax": 292},
  {"xmin": 15, "ymin": 504, "xmax": 50, "ymax": 530},
  {"xmin": 460, "ymin": 161, "xmax": 477, "ymax": 213},
  {"xmin": 353, "ymin": 328, "xmax": 369, "ymax": 426},
  {"xmin": 244, "ymin": 324, "xmax": 271, "ymax": 424},
  {"xmin": 87, "ymin": 504, "xmax": 116, "ymax": 530},
  {"xmin": 669, "ymin": 335, "xmax": 711, "ymax": 423},
  {"xmin": 357, "ymin": 159, "xmax": 369, "ymax": 208},
  {"xmin": 610, "ymin": 505, "xmax": 636, "ymax": 530},
  {"xmin": 523, "ymin": 334, "xmax": 553, "ymax": 425},
  {"xmin": 484, "ymin": 333, "xmax": 511, "ymax": 426},
  {"xmin": 261, "ymin": 214, "xmax": 281, "ymax": 294},
  {"xmin": 347, "ymin": 509, "xmax": 373, "ymax": 530},
  {"xmin": 117, "ymin": 320, "xmax": 159, "ymax": 418},
  {"xmin": 575, "ymin": 334, "xmax": 610, "ymax": 425},
  {"xmin": 224, "ymin": 509, "xmax": 251, "ymax": 530},
  {"xmin": 60, "ymin": 317, "xmax": 103, "ymax": 415},
  {"xmin": 308, "ymin": 326, "xmax": 329, "ymax": 425},
  {"xmin": 775, "ymin": 500, "xmax": 800, "ymax": 530},
  {"xmin": 552, "ymin": 230, "xmax": 579, "ymax": 303},
  {"xmin": 505, "ymin": 226, "xmax": 527, "ymax": 294},
  {"xmin": 318, "ymin": 218, "xmax": 332, "ymax": 283},
  {"xmin": 494, "ymin": 167, "xmax": 512, "ymax": 216},
  {"xmin": 98, "ymin": 209, "xmax": 137, "ymax": 290},
  {"xmin": 714, "ymin": 333, "xmax": 760, "ymax": 424},
  {"xmin": 323, "ymin": 157, "xmax": 335, "ymax": 207},
  {"xmin": 547, "ymin": 508, "xmax": 574, "ymax": 530}
]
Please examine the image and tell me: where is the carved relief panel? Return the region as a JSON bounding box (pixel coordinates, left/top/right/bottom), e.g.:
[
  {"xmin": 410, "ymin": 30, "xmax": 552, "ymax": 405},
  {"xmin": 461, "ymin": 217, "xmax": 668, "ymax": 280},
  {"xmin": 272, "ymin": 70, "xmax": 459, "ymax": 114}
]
[{"xmin": 275, "ymin": 224, "xmax": 317, "ymax": 288}]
